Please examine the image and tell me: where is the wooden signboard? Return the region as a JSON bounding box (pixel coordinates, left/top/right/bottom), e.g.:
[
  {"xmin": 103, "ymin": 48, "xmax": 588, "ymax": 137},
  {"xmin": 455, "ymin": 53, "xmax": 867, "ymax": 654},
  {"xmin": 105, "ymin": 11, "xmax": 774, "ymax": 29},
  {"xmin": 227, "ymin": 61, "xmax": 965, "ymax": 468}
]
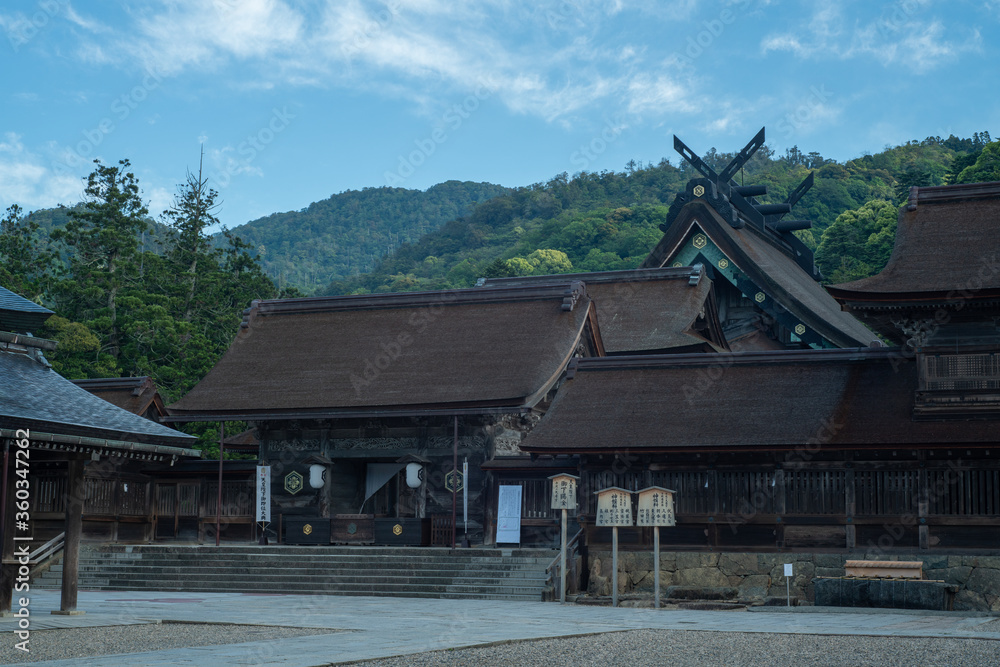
[
  {"xmin": 549, "ymin": 474, "xmax": 578, "ymax": 603},
  {"xmin": 549, "ymin": 474, "xmax": 578, "ymax": 510},
  {"xmin": 595, "ymin": 487, "xmax": 632, "ymax": 608},
  {"xmin": 595, "ymin": 487, "xmax": 633, "ymax": 527},
  {"xmin": 496, "ymin": 485, "xmax": 522, "ymax": 544},
  {"xmin": 636, "ymin": 486, "xmax": 675, "ymax": 527},
  {"xmin": 636, "ymin": 486, "xmax": 676, "ymax": 609}
]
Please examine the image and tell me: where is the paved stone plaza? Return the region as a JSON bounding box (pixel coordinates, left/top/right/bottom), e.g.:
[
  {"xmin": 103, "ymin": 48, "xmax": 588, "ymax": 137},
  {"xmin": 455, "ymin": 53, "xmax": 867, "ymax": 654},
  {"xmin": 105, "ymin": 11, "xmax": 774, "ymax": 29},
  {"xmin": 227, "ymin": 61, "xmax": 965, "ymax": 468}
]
[{"xmin": 1, "ymin": 590, "xmax": 999, "ymax": 666}]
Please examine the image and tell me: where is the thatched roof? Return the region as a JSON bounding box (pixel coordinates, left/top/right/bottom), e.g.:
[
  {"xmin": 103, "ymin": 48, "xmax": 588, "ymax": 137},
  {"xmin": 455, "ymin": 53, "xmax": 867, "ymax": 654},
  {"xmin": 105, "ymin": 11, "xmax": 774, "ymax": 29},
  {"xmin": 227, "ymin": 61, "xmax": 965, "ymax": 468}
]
[
  {"xmin": 483, "ymin": 267, "xmax": 727, "ymax": 353},
  {"xmin": 168, "ymin": 283, "xmax": 602, "ymax": 420},
  {"xmin": 72, "ymin": 376, "xmax": 167, "ymax": 419},
  {"xmin": 519, "ymin": 349, "xmax": 998, "ymax": 454},
  {"xmin": 829, "ymin": 182, "xmax": 1000, "ymax": 298}
]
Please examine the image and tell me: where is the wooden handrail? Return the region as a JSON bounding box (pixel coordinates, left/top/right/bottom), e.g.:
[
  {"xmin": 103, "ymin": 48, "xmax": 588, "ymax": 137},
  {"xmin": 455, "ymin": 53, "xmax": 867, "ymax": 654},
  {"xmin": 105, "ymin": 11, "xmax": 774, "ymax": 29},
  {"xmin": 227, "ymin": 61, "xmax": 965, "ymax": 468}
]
[
  {"xmin": 29, "ymin": 532, "xmax": 65, "ymax": 565},
  {"xmin": 546, "ymin": 526, "xmax": 583, "ymax": 574}
]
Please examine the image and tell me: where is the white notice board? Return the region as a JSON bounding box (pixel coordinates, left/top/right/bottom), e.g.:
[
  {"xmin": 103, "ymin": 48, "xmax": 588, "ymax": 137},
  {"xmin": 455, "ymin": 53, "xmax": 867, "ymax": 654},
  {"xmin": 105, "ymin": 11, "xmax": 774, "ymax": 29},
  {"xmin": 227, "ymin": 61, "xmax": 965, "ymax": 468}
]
[{"xmin": 496, "ymin": 485, "xmax": 522, "ymax": 544}]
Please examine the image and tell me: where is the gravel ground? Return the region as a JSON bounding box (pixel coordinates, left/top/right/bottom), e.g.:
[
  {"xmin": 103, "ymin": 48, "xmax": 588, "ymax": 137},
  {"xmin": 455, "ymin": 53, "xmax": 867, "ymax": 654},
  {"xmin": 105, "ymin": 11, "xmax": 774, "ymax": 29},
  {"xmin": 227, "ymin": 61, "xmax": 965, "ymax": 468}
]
[
  {"xmin": 347, "ymin": 629, "xmax": 1000, "ymax": 667},
  {"xmin": 0, "ymin": 623, "xmax": 340, "ymax": 664}
]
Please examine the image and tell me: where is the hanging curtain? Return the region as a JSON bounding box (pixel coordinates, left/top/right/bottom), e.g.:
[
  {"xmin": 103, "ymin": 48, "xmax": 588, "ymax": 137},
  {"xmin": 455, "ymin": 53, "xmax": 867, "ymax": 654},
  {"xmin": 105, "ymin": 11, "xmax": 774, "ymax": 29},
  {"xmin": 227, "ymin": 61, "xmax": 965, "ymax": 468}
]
[{"xmin": 362, "ymin": 462, "xmax": 405, "ymax": 511}]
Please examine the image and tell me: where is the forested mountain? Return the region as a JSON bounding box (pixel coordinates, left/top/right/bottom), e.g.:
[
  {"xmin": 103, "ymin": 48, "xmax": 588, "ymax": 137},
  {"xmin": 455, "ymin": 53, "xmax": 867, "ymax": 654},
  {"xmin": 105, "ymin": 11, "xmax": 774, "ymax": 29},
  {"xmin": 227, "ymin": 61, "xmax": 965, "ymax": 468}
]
[
  {"xmin": 319, "ymin": 132, "xmax": 995, "ymax": 296},
  {"xmin": 222, "ymin": 180, "xmax": 509, "ymax": 291}
]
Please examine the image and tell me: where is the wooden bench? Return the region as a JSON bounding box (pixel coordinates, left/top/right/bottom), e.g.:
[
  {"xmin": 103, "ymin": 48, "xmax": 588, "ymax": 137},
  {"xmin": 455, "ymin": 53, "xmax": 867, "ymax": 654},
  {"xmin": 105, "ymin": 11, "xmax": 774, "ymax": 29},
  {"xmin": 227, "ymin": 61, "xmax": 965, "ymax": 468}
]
[{"xmin": 844, "ymin": 560, "xmax": 923, "ymax": 579}]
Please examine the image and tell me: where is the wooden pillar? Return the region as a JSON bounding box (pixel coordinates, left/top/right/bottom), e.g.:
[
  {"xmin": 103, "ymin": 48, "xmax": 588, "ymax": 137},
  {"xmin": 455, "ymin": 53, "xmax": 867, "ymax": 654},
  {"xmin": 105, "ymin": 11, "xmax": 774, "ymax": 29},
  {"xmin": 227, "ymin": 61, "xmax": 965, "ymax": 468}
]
[
  {"xmin": 845, "ymin": 465, "xmax": 856, "ymax": 550},
  {"xmin": 0, "ymin": 453, "xmax": 15, "ymax": 614},
  {"xmin": 918, "ymin": 462, "xmax": 929, "ymax": 550},
  {"xmin": 54, "ymin": 457, "xmax": 85, "ymax": 615},
  {"xmin": 775, "ymin": 468, "xmax": 786, "ymax": 550}
]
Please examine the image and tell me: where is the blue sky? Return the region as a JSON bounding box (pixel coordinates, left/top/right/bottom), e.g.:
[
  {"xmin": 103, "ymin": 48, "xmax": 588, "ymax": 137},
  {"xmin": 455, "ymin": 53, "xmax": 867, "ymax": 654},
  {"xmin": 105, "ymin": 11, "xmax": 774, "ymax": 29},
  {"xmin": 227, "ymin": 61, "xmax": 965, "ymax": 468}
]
[{"xmin": 2, "ymin": 0, "xmax": 998, "ymax": 231}]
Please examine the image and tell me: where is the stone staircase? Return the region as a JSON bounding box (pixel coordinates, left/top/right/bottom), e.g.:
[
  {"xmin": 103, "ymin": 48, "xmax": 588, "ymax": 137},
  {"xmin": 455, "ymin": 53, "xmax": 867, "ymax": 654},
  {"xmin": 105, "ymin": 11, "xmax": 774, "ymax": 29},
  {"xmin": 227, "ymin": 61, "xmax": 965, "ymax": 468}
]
[{"xmin": 32, "ymin": 545, "xmax": 556, "ymax": 601}]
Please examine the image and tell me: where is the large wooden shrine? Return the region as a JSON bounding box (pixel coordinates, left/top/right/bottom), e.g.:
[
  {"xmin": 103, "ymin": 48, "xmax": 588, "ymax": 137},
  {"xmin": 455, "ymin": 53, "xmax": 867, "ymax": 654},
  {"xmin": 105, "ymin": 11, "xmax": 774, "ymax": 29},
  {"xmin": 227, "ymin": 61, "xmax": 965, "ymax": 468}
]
[
  {"xmin": 521, "ymin": 176, "xmax": 1000, "ymax": 554},
  {"xmin": 166, "ymin": 282, "xmax": 606, "ymax": 545},
  {"xmin": 158, "ymin": 129, "xmax": 998, "ymax": 560}
]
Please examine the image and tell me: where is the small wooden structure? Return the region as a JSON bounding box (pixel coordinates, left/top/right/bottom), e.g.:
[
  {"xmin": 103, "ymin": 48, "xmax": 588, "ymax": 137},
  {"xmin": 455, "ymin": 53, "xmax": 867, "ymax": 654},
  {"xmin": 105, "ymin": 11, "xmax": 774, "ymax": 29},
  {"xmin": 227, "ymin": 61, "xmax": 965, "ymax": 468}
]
[{"xmin": 0, "ymin": 286, "xmax": 200, "ymax": 615}]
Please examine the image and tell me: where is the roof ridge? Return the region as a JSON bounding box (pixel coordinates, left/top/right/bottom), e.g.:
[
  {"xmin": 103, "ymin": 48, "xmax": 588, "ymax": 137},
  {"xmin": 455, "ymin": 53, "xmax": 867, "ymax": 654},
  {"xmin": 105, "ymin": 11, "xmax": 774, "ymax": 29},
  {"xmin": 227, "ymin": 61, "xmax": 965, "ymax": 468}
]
[
  {"xmin": 481, "ymin": 266, "xmax": 704, "ymax": 286},
  {"xmin": 574, "ymin": 347, "xmax": 897, "ymax": 371},
  {"xmin": 909, "ymin": 181, "xmax": 1000, "ymax": 206},
  {"xmin": 242, "ymin": 281, "xmax": 590, "ymax": 323}
]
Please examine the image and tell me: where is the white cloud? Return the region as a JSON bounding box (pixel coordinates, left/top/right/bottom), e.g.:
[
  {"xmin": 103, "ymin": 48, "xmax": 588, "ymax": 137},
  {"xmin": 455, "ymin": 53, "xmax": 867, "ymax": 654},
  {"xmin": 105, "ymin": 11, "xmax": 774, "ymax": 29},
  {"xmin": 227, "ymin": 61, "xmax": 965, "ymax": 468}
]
[
  {"xmin": 761, "ymin": 4, "xmax": 980, "ymax": 73},
  {"xmin": 0, "ymin": 134, "xmax": 84, "ymax": 212},
  {"xmin": 54, "ymin": 0, "xmax": 707, "ymax": 125},
  {"xmin": 626, "ymin": 74, "xmax": 695, "ymax": 116}
]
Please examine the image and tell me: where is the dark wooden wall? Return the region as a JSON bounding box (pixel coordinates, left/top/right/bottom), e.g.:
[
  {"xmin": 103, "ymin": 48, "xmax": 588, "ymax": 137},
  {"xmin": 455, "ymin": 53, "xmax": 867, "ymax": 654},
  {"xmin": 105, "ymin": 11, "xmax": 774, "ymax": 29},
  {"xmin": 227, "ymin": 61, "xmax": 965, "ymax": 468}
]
[{"xmin": 578, "ymin": 450, "xmax": 1000, "ymax": 552}]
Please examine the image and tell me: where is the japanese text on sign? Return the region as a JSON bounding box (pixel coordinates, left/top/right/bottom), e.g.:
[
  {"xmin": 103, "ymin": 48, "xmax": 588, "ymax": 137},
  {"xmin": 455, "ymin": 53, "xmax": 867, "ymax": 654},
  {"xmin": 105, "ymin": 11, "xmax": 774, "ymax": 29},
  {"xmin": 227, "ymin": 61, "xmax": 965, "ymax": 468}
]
[
  {"xmin": 550, "ymin": 474, "xmax": 577, "ymax": 510},
  {"xmin": 256, "ymin": 466, "xmax": 271, "ymax": 522},
  {"xmin": 636, "ymin": 487, "xmax": 675, "ymax": 527},
  {"xmin": 596, "ymin": 488, "xmax": 633, "ymax": 527}
]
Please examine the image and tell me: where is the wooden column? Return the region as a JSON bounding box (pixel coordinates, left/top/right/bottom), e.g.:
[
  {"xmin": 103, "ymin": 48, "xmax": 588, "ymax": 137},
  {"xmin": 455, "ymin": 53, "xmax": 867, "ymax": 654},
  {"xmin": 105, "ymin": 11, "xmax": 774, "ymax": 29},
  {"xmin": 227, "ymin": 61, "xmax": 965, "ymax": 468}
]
[
  {"xmin": 845, "ymin": 465, "xmax": 856, "ymax": 550},
  {"xmin": 54, "ymin": 457, "xmax": 85, "ymax": 615},
  {"xmin": 0, "ymin": 454, "xmax": 15, "ymax": 614},
  {"xmin": 918, "ymin": 461, "xmax": 929, "ymax": 550}
]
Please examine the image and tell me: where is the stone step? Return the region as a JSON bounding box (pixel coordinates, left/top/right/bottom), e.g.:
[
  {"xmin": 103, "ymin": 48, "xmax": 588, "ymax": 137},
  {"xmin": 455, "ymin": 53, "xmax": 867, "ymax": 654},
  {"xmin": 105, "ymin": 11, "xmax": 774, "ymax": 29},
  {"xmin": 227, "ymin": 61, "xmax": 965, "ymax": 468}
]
[
  {"xmin": 86, "ymin": 546, "xmax": 553, "ymax": 558},
  {"xmin": 64, "ymin": 562, "xmax": 547, "ymax": 576},
  {"xmin": 74, "ymin": 554, "xmax": 551, "ymax": 567},
  {"xmin": 37, "ymin": 544, "xmax": 553, "ymax": 601},
  {"xmin": 51, "ymin": 563, "xmax": 547, "ymax": 577},
  {"xmin": 55, "ymin": 572, "xmax": 547, "ymax": 588},
  {"xmin": 38, "ymin": 578, "xmax": 545, "ymax": 598}
]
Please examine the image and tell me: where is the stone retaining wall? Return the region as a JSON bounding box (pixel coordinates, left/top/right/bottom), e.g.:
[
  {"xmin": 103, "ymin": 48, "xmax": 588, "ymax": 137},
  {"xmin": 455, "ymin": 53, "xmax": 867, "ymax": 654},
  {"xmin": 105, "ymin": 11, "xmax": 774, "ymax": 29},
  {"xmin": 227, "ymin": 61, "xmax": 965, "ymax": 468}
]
[{"xmin": 586, "ymin": 552, "xmax": 1000, "ymax": 611}]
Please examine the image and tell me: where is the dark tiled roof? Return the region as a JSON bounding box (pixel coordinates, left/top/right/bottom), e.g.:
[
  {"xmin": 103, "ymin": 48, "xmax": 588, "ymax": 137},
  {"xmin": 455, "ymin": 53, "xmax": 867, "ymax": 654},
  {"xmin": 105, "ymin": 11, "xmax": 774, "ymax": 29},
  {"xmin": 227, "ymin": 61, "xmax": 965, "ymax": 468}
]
[
  {"xmin": 519, "ymin": 349, "xmax": 999, "ymax": 453},
  {"xmin": 0, "ymin": 285, "xmax": 53, "ymax": 333},
  {"xmin": 72, "ymin": 376, "xmax": 165, "ymax": 417},
  {"xmin": 828, "ymin": 182, "xmax": 1000, "ymax": 299},
  {"xmin": 483, "ymin": 268, "xmax": 726, "ymax": 353},
  {"xmin": 0, "ymin": 349, "xmax": 196, "ymax": 447},
  {"xmin": 168, "ymin": 283, "xmax": 600, "ymax": 418},
  {"xmin": 643, "ymin": 199, "xmax": 879, "ymax": 348}
]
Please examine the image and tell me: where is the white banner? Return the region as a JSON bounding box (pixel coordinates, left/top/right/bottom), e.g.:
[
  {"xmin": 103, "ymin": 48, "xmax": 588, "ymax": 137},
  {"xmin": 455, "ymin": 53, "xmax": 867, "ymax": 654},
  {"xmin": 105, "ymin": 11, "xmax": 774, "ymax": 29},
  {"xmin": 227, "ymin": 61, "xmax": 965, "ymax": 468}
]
[
  {"xmin": 496, "ymin": 485, "xmax": 522, "ymax": 544},
  {"xmin": 256, "ymin": 466, "xmax": 271, "ymax": 522}
]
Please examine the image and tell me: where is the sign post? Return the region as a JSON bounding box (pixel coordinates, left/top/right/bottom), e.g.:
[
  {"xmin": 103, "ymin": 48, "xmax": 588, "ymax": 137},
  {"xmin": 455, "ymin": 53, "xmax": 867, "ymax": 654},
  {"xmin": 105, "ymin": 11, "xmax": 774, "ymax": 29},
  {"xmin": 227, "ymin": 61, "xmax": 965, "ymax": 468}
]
[
  {"xmin": 255, "ymin": 465, "xmax": 271, "ymax": 545},
  {"xmin": 784, "ymin": 563, "xmax": 793, "ymax": 607},
  {"xmin": 636, "ymin": 487, "xmax": 676, "ymax": 609},
  {"xmin": 549, "ymin": 474, "xmax": 578, "ymax": 603},
  {"xmin": 595, "ymin": 487, "xmax": 633, "ymax": 607}
]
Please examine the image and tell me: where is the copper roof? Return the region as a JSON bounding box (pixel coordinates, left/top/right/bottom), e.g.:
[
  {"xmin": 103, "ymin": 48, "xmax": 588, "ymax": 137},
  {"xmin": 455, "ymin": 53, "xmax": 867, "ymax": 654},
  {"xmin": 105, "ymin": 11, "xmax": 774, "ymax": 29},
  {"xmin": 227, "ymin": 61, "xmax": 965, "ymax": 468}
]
[
  {"xmin": 643, "ymin": 199, "xmax": 879, "ymax": 348},
  {"xmin": 168, "ymin": 283, "xmax": 602, "ymax": 420},
  {"xmin": 519, "ymin": 349, "xmax": 999, "ymax": 453},
  {"xmin": 483, "ymin": 267, "xmax": 727, "ymax": 353},
  {"xmin": 828, "ymin": 182, "xmax": 1000, "ymax": 300}
]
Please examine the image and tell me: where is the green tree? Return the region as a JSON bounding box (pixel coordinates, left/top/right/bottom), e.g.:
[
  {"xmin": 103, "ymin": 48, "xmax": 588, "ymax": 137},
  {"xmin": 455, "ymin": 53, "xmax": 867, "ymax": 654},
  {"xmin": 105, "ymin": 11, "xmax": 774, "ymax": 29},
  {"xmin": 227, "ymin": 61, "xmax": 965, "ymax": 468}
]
[
  {"xmin": 162, "ymin": 156, "xmax": 220, "ymax": 323},
  {"xmin": 51, "ymin": 159, "xmax": 150, "ymax": 361},
  {"xmin": 815, "ymin": 199, "xmax": 898, "ymax": 284},
  {"xmin": 0, "ymin": 204, "xmax": 54, "ymax": 301},
  {"xmin": 955, "ymin": 141, "xmax": 1000, "ymax": 184},
  {"xmin": 525, "ymin": 249, "xmax": 573, "ymax": 273}
]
